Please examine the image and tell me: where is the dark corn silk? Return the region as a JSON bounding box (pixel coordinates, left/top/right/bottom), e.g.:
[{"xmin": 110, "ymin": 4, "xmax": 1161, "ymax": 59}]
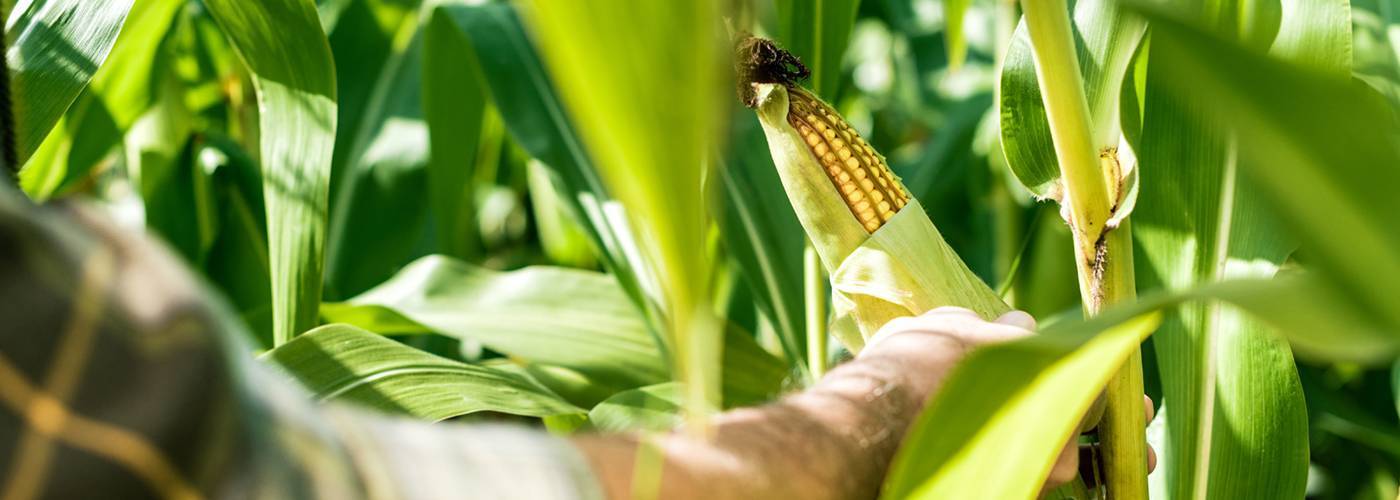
[{"xmin": 785, "ymin": 88, "xmax": 909, "ymax": 233}]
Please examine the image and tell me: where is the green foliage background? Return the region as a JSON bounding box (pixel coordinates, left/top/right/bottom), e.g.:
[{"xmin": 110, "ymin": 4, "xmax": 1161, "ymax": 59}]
[{"xmin": 8, "ymin": 0, "xmax": 1400, "ymax": 498}]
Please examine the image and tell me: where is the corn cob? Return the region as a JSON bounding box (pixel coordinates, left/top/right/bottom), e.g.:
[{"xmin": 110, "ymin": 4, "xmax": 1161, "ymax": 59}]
[
  {"xmin": 738, "ymin": 36, "xmax": 1010, "ymax": 350},
  {"xmin": 784, "ymin": 88, "xmax": 910, "ymax": 233}
]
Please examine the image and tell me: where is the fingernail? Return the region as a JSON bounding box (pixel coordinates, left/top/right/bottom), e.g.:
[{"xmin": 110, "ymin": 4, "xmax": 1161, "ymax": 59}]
[{"xmin": 995, "ymin": 310, "xmax": 1036, "ymax": 330}]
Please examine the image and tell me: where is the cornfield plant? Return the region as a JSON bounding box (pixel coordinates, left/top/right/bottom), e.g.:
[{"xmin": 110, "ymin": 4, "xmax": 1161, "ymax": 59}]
[{"xmin": 6, "ymin": 0, "xmax": 1400, "ymax": 498}]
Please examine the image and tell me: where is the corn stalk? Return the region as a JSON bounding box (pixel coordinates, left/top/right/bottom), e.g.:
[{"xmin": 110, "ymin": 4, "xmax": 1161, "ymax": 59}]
[{"xmin": 1019, "ymin": 0, "xmax": 1146, "ymax": 497}]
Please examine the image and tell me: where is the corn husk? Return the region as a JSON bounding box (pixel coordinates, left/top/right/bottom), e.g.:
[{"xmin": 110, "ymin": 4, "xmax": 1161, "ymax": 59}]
[{"xmin": 753, "ymin": 83, "xmax": 1010, "ymax": 352}]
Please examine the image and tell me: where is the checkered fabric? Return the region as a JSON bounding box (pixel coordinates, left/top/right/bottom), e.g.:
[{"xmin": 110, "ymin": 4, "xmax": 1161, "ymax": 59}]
[{"xmin": 0, "ymin": 186, "xmax": 603, "ymax": 500}]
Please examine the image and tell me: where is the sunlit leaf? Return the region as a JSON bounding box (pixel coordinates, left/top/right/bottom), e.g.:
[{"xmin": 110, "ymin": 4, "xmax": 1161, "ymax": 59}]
[
  {"xmin": 204, "ymin": 0, "xmax": 338, "ymax": 344},
  {"xmin": 18, "ymin": 0, "xmax": 182, "ymax": 198},
  {"xmin": 321, "ymin": 255, "xmax": 788, "ymax": 408},
  {"xmin": 7, "ymin": 0, "xmax": 134, "ymax": 165},
  {"xmin": 265, "ymin": 323, "xmax": 584, "ymax": 420}
]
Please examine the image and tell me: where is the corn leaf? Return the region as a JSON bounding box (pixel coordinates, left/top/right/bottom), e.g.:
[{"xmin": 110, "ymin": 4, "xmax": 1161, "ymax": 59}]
[
  {"xmin": 422, "ymin": 4, "xmax": 489, "ymax": 261},
  {"xmin": 718, "ymin": 113, "xmax": 809, "ymax": 372},
  {"xmin": 6, "ymin": 0, "xmax": 133, "ymax": 166},
  {"xmin": 589, "ymin": 383, "xmax": 683, "ymax": 433},
  {"xmin": 430, "ymin": 2, "xmax": 657, "ymax": 331},
  {"xmin": 265, "ymin": 323, "xmax": 584, "ymax": 420},
  {"xmin": 1129, "ymin": 1, "xmax": 1351, "ymax": 497},
  {"xmin": 323, "ymin": 17, "xmax": 431, "ymax": 299},
  {"xmin": 999, "ymin": 0, "xmax": 1145, "ymax": 198},
  {"xmin": 198, "ymin": 133, "xmax": 275, "ymax": 347},
  {"xmin": 521, "ymin": 0, "xmax": 725, "ymax": 416},
  {"xmin": 775, "ymin": 0, "xmax": 862, "ymax": 98},
  {"xmin": 18, "ymin": 0, "xmax": 183, "ymax": 198},
  {"xmin": 943, "ymin": 0, "xmax": 971, "ymax": 70},
  {"xmin": 320, "ymin": 256, "xmax": 788, "ymax": 408},
  {"xmin": 1138, "ymin": 4, "xmax": 1400, "ymax": 336},
  {"xmin": 204, "ymin": 0, "xmax": 338, "ymax": 344},
  {"xmin": 883, "ymin": 268, "xmax": 1394, "ymax": 499}
]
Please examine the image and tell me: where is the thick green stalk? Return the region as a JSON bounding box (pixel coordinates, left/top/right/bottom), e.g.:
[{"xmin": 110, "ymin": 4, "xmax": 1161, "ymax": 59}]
[
  {"xmin": 1020, "ymin": 0, "xmax": 1147, "ymax": 497},
  {"xmin": 804, "ymin": 242, "xmax": 828, "ymax": 379}
]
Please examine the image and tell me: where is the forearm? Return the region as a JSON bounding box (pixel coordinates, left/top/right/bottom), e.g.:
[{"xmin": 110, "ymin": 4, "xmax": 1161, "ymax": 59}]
[{"xmin": 575, "ymin": 336, "xmax": 963, "ymax": 500}]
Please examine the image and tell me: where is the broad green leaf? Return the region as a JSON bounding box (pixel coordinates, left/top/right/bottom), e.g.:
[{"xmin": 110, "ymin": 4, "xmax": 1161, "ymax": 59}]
[
  {"xmin": 18, "ymin": 0, "xmax": 183, "ymax": 199},
  {"xmin": 265, "ymin": 323, "xmax": 583, "ymax": 420},
  {"xmin": 883, "ymin": 313, "xmax": 1163, "ymax": 499},
  {"xmin": 6, "ymin": 0, "xmax": 134, "ymax": 165},
  {"xmin": 1137, "ymin": 5, "xmax": 1400, "ymax": 336},
  {"xmin": 324, "ymin": 255, "xmax": 664, "ymax": 388},
  {"xmin": 775, "ymin": 0, "xmax": 862, "ymax": 98},
  {"xmin": 999, "ymin": 0, "xmax": 1145, "ymax": 198},
  {"xmin": 205, "ymin": 0, "xmax": 338, "ymax": 344},
  {"xmin": 320, "ymin": 255, "xmax": 788, "ymax": 408},
  {"xmin": 324, "ymin": 19, "xmax": 431, "ymax": 298},
  {"xmin": 589, "ymin": 383, "xmax": 683, "ymax": 433},
  {"xmin": 521, "ymin": 0, "xmax": 725, "ymax": 417},
  {"xmin": 422, "ymin": 4, "xmax": 489, "ymax": 260},
  {"xmin": 1130, "ymin": 2, "xmax": 1350, "ymax": 497}
]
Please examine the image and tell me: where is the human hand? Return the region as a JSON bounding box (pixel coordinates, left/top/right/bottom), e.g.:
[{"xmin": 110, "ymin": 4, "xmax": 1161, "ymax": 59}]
[{"xmin": 859, "ymin": 307, "xmax": 1157, "ymax": 494}]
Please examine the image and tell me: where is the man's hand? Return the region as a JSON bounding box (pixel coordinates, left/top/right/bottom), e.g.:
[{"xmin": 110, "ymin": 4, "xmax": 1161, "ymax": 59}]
[{"xmin": 575, "ymin": 307, "xmax": 1155, "ymax": 500}]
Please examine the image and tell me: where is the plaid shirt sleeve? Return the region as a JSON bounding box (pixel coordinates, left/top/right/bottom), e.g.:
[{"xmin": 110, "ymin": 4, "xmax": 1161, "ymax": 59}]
[{"xmin": 0, "ymin": 188, "xmax": 603, "ymax": 500}]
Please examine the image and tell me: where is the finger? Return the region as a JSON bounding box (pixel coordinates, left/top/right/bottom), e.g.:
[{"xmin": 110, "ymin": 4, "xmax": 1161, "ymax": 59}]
[
  {"xmin": 924, "ymin": 306, "xmax": 981, "ymax": 319},
  {"xmin": 995, "ymin": 310, "xmax": 1037, "ymax": 331},
  {"xmin": 1148, "ymin": 445, "xmax": 1158, "ymax": 473},
  {"xmin": 1144, "ymin": 395, "xmax": 1155, "ymax": 424},
  {"xmin": 1042, "ymin": 438, "xmax": 1080, "ymax": 493}
]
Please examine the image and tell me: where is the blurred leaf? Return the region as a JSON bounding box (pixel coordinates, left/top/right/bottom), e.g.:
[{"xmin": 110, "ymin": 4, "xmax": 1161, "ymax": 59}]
[
  {"xmin": 19, "ymin": 0, "xmax": 183, "ymax": 199},
  {"xmin": 129, "ymin": 44, "xmax": 201, "ymax": 261},
  {"xmin": 324, "ymin": 0, "xmax": 417, "ymax": 189},
  {"xmin": 6, "ymin": 0, "xmax": 134, "ymax": 164},
  {"xmin": 199, "ymin": 132, "xmax": 274, "ymax": 347},
  {"xmin": 775, "ymin": 0, "xmax": 862, "ymax": 98},
  {"xmin": 943, "ymin": 0, "xmax": 970, "ymax": 70},
  {"xmin": 999, "ymin": 0, "xmax": 1145, "ymax": 197},
  {"xmin": 265, "ymin": 323, "xmax": 583, "ymax": 420},
  {"xmin": 324, "ymin": 22, "xmax": 431, "ymax": 298},
  {"xmin": 1139, "ymin": 3, "xmax": 1400, "ymax": 339},
  {"xmin": 423, "ymin": 4, "xmax": 488, "ymax": 260},
  {"xmin": 522, "ymin": 0, "xmax": 725, "ymax": 416},
  {"xmin": 883, "ymin": 313, "xmax": 1163, "ymax": 499},
  {"xmin": 432, "ymin": 3, "xmax": 657, "ymax": 333},
  {"xmin": 1129, "ymin": 1, "xmax": 1350, "ymax": 497},
  {"xmin": 205, "ymin": 0, "xmax": 338, "ymax": 344},
  {"xmin": 718, "ymin": 113, "xmax": 808, "ymax": 373},
  {"xmin": 528, "ymin": 161, "xmax": 596, "ymax": 268},
  {"xmin": 589, "ymin": 382, "xmax": 683, "ymax": 433}
]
